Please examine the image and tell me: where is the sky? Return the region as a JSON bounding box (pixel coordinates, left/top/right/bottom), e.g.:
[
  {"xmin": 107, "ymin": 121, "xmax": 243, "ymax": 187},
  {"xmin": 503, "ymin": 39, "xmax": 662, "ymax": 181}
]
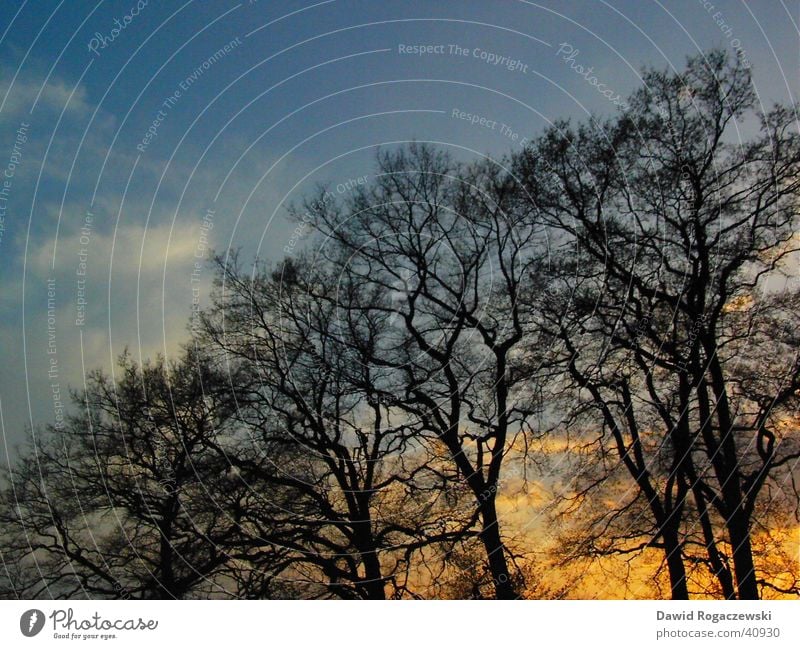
[{"xmin": 0, "ymin": 0, "xmax": 798, "ymax": 462}]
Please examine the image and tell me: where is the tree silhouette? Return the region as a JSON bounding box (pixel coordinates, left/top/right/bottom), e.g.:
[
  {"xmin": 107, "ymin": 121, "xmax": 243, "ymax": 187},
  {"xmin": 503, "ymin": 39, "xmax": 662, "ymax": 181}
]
[
  {"xmin": 199, "ymin": 255, "xmax": 476, "ymax": 598},
  {"xmin": 1, "ymin": 49, "xmax": 797, "ymax": 602},
  {"xmin": 0, "ymin": 349, "xmax": 247, "ymax": 598},
  {"xmin": 513, "ymin": 50, "xmax": 800, "ymax": 599},
  {"xmin": 301, "ymin": 144, "xmax": 548, "ymax": 598}
]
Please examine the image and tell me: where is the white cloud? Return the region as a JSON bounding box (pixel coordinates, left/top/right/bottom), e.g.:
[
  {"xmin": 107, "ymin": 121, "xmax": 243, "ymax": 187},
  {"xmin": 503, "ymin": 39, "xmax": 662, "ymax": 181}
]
[{"xmin": 0, "ymin": 72, "xmax": 92, "ymax": 123}]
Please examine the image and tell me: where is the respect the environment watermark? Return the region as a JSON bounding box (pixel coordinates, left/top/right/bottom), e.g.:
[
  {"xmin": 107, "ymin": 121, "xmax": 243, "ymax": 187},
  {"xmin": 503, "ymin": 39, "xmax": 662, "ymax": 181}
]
[{"xmin": 137, "ymin": 37, "xmax": 242, "ymax": 153}]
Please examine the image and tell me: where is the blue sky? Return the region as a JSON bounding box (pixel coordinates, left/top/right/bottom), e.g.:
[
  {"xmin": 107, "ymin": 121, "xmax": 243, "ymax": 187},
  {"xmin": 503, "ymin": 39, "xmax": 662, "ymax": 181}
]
[{"xmin": 0, "ymin": 0, "xmax": 797, "ymax": 459}]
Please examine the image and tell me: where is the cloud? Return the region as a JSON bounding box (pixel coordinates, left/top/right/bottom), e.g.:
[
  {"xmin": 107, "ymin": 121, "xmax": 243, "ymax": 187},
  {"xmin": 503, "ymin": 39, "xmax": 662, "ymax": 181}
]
[
  {"xmin": 0, "ymin": 71, "xmax": 92, "ymax": 123},
  {"xmin": 0, "ymin": 65, "xmax": 294, "ymax": 454}
]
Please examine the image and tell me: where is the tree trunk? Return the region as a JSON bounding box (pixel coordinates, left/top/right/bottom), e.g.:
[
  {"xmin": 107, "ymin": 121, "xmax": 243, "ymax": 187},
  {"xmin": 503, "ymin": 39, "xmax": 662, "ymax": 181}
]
[
  {"xmin": 662, "ymin": 528, "xmax": 689, "ymax": 600},
  {"xmin": 728, "ymin": 509, "xmax": 759, "ymax": 600},
  {"xmin": 703, "ymin": 351, "xmax": 760, "ymax": 600},
  {"xmin": 689, "ymin": 484, "xmax": 736, "ymax": 598},
  {"xmin": 359, "ymin": 547, "xmax": 387, "ymax": 600},
  {"xmin": 353, "ymin": 515, "xmax": 386, "ymax": 600},
  {"xmin": 479, "ymin": 497, "xmax": 517, "ymax": 599}
]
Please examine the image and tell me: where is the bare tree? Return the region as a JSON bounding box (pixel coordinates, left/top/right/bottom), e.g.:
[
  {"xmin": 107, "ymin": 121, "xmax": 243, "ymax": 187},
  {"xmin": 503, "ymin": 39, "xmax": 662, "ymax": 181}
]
[
  {"xmin": 0, "ymin": 348, "xmax": 248, "ymax": 599},
  {"xmin": 514, "ymin": 50, "xmax": 800, "ymax": 599},
  {"xmin": 4, "ymin": 49, "xmax": 795, "ymax": 603},
  {"xmin": 303, "ymin": 144, "xmax": 547, "ymax": 598},
  {"xmin": 200, "ymin": 254, "xmax": 475, "ymax": 599}
]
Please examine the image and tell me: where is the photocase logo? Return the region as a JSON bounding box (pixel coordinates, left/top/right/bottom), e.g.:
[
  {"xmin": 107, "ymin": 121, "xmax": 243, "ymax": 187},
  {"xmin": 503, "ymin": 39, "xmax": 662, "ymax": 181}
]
[
  {"xmin": 387, "ymin": 267, "xmax": 415, "ymax": 325},
  {"xmin": 20, "ymin": 609, "xmax": 45, "ymax": 637}
]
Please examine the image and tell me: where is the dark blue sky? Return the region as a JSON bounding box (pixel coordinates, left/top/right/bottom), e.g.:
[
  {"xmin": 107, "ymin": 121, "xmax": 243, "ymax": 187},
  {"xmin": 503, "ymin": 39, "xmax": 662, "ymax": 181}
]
[{"xmin": 0, "ymin": 0, "xmax": 797, "ymax": 459}]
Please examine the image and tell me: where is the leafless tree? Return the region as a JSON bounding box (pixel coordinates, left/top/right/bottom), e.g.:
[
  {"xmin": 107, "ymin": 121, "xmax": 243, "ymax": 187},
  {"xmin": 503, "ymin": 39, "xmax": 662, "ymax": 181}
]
[
  {"xmin": 200, "ymin": 255, "xmax": 476, "ymax": 599},
  {"xmin": 4, "ymin": 50, "xmax": 795, "ymax": 603},
  {"xmin": 513, "ymin": 50, "xmax": 800, "ymax": 599},
  {"xmin": 302, "ymin": 144, "xmax": 548, "ymax": 598},
  {"xmin": 0, "ymin": 349, "xmax": 249, "ymax": 598}
]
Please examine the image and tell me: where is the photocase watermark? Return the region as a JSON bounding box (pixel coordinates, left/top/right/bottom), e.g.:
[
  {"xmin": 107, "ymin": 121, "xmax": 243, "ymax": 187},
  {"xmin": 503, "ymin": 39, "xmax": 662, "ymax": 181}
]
[
  {"xmin": 632, "ymin": 311, "xmax": 708, "ymax": 372},
  {"xmin": 157, "ymin": 464, "xmax": 179, "ymax": 497},
  {"xmin": 478, "ymin": 475, "xmax": 517, "ymax": 503},
  {"xmin": 677, "ymin": 313, "xmax": 707, "ymax": 371},
  {"xmin": 44, "ymin": 608, "xmax": 158, "ymax": 641},
  {"xmin": 190, "ymin": 207, "xmax": 215, "ymax": 336},
  {"xmin": 20, "ymin": 609, "xmax": 45, "ymax": 637},
  {"xmin": 87, "ymin": 0, "xmax": 148, "ymax": 57},
  {"xmin": 556, "ymin": 43, "xmax": 629, "ymax": 110},
  {"xmin": 137, "ymin": 37, "xmax": 243, "ymax": 153},
  {"xmin": 112, "ymin": 580, "xmax": 132, "ymax": 600},
  {"xmin": 0, "ymin": 121, "xmax": 29, "ymax": 248},
  {"xmin": 398, "ymin": 43, "xmax": 528, "ymax": 73},
  {"xmin": 631, "ymin": 314, "xmax": 652, "ymax": 344},
  {"xmin": 367, "ymin": 392, "xmax": 400, "ymax": 406},
  {"xmin": 386, "ymin": 266, "xmax": 415, "ymax": 327}
]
